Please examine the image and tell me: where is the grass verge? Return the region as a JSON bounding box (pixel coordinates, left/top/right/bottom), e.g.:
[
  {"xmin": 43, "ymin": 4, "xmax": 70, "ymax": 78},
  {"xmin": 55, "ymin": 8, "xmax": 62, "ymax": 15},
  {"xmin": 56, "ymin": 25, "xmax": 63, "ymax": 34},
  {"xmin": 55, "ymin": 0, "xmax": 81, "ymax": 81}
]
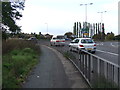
[
  {"xmin": 2, "ymin": 40, "xmax": 40, "ymax": 88},
  {"xmin": 92, "ymin": 75, "xmax": 119, "ymax": 88},
  {"xmin": 63, "ymin": 51, "xmax": 76, "ymax": 60}
]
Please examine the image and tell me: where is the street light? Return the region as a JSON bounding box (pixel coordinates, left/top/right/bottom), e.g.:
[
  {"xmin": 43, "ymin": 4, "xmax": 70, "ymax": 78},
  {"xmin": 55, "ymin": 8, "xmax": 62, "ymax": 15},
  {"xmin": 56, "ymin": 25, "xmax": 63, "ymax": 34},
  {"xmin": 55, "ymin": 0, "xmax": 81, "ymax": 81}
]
[
  {"xmin": 97, "ymin": 11, "xmax": 107, "ymax": 23},
  {"xmin": 45, "ymin": 23, "xmax": 48, "ymax": 34},
  {"xmin": 97, "ymin": 11, "xmax": 107, "ymax": 41},
  {"xmin": 80, "ymin": 3, "xmax": 93, "ymax": 23},
  {"xmin": 80, "ymin": 3, "xmax": 93, "ymax": 37}
]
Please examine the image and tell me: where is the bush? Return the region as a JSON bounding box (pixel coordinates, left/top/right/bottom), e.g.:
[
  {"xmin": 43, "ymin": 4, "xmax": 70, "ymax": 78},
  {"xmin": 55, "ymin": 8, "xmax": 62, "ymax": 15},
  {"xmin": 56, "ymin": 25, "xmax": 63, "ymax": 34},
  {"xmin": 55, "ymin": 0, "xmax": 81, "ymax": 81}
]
[
  {"xmin": 2, "ymin": 40, "xmax": 40, "ymax": 88},
  {"xmin": 2, "ymin": 39, "xmax": 40, "ymax": 55},
  {"xmin": 22, "ymin": 48, "xmax": 34, "ymax": 53},
  {"xmin": 105, "ymin": 34, "xmax": 115, "ymax": 41},
  {"xmin": 92, "ymin": 75, "xmax": 118, "ymax": 88}
]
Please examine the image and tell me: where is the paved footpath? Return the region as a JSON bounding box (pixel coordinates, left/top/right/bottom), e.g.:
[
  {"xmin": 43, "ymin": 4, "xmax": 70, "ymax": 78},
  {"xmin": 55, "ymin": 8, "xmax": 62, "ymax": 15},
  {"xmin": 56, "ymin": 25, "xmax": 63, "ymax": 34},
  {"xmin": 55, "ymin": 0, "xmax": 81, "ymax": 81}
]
[{"xmin": 22, "ymin": 45, "xmax": 89, "ymax": 88}]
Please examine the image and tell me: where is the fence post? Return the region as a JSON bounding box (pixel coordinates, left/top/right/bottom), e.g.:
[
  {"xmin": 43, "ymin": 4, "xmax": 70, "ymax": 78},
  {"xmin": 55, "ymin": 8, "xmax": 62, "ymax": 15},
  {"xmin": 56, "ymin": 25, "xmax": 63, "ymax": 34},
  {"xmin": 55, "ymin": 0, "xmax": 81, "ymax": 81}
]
[
  {"xmin": 88, "ymin": 54, "xmax": 91, "ymax": 82},
  {"xmin": 118, "ymin": 67, "xmax": 120, "ymax": 88}
]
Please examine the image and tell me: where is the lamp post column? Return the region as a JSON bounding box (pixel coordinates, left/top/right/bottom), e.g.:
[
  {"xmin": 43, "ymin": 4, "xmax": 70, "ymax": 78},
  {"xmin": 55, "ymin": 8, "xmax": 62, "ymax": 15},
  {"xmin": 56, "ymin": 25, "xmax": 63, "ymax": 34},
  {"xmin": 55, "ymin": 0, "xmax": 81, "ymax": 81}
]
[{"xmin": 80, "ymin": 3, "xmax": 93, "ymax": 37}]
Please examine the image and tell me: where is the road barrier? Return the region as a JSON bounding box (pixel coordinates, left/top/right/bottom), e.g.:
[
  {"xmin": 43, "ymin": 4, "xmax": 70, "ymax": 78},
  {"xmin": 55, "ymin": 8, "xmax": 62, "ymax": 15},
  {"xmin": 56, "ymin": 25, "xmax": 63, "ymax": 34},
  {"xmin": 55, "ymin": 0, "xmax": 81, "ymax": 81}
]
[
  {"xmin": 68, "ymin": 49, "xmax": 120, "ymax": 88},
  {"xmin": 49, "ymin": 43, "xmax": 120, "ymax": 88}
]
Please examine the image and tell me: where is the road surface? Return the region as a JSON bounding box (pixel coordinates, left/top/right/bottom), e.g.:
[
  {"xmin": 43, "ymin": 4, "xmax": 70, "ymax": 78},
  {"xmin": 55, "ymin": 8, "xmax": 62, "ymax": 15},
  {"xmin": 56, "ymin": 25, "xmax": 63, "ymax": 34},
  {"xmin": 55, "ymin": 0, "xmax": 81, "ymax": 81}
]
[
  {"xmin": 43, "ymin": 40, "xmax": 119, "ymax": 65},
  {"xmin": 22, "ymin": 44, "xmax": 89, "ymax": 88},
  {"xmin": 95, "ymin": 41, "xmax": 119, "ymax": 64}
]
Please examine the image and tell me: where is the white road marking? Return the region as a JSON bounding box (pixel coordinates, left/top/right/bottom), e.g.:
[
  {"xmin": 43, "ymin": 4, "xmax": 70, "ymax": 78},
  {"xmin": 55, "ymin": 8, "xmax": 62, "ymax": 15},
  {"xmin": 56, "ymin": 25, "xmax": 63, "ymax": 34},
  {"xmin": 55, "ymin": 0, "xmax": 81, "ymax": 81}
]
[
  {"xmin": 96, "ymin": 49, "xmax": 118, "ymax": 56},
  {"xmin": 101, "ymin": 42, "xmax": 103, "ymax": 45},
  {"xmin": 96, "ymin": 42, "xmax": 103, "ymax": 45},
  {"xmin": 37, "ymin": 76, "xmax": 40, "ymax": 78},
  {"xmin": 111, "ymin": 43, "xmax": 118, "ymax": 47}
]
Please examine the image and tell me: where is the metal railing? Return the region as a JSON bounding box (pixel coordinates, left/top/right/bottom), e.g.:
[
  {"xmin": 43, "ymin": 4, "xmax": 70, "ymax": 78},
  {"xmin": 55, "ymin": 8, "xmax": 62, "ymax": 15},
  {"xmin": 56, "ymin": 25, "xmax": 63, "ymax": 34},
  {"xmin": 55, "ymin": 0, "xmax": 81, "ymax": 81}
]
[
  {"xmin": 49, "ymin": 42, "xmax": 120, "ymax": 88},
  {"xmin": 68, "ymin": 49, "xmax": 120, "ymax": 88}
]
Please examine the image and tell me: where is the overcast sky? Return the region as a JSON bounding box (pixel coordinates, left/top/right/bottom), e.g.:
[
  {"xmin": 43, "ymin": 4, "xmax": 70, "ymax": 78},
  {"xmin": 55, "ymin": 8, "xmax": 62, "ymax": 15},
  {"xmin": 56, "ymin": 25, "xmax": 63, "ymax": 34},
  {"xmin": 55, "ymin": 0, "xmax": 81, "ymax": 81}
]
[{"xmin": 17, "ymin": 0, "xmax": 119, "ymax": 35}]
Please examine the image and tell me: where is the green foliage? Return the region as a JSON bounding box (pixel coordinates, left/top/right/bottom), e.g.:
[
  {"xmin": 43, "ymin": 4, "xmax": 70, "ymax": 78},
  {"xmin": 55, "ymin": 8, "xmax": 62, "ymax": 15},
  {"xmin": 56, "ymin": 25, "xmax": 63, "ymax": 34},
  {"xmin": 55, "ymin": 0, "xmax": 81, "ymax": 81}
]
[
  {"xmin": 106, "ymin": 34, "xmax": 114, "ymax": 40},
  {"xmin": 105, "ymin": 32, "xmax": 115, "ymax": 41},
  {"xmin": 92, "ymin": 32, "xmax": 106, "ymax": 41},
  {"xmin": 22, "ymin": 48, "xmax": 34, "ymax": 53},
  {"xmin": 64, "ymin": 32, "xmax": 73, "ymax": 38},
  {"xmin": 63, "ymin": 51, "xmax": 76, "ymax": 60},
  {"xmin": 76, "ymin": 22, "xmax": 78, "ymax": 36},
  {"xmin": 2, "ymin": 31, "xmax": 10, "ymax": 40},
  {"xmin": 92, "ymin": 33, "xmax": 102, "ymax": 41},
  {"xmin": 114, "ymin": 35, "xmax": 120, "ymax": 41},
  {"xmin": 73, "ymin": 22, "xmax": 76, "ymax": 35},
  {"xmin": 1, "ymin": 1, "xmax": 25, "ymax": 39},
  {"xmin": 93, "ymin": 32, "xmax": 119, "ymax": 41},
  {"xmin": 3, "ymin": 48, "xmax": 39, "ymax": 88},
  {"xmin": 2, "ymin": 39, "xmax": 40, "ymax": 55},
  {"xmin": 92, "ymin": 75, "xmax": 118, "ymax": 88},
  {"xmin": 2, "ymin": 40, "xmax": 40, "ymax": 88}
]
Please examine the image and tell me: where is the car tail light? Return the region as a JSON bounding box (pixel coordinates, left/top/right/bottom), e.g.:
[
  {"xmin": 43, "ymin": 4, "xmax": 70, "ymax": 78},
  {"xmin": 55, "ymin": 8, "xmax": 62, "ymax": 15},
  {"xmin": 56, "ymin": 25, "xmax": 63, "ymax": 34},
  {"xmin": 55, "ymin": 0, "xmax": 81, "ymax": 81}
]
[
  {"xmin": 62, "ymin": 40, "xmax": 65, "ymax": 42},
  {"xmin": 94, "ymin": 44, "xmax": 96, "ymax": 46},
  {"xmin": 79, "ymin": 45, "xmax": 84, "ymax": 47},
  {"xmin": 56, "ymin": 40, "xmax": 60, "ymax": 42}
]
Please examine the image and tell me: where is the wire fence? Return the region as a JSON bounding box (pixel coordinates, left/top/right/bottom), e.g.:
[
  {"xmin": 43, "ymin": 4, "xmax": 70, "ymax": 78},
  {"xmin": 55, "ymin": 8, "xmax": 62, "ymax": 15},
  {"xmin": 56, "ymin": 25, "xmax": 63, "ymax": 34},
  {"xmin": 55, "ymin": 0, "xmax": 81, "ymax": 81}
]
[{"xmin": 67, "ymin": 49, "xmax": 120, "ymax": 88}]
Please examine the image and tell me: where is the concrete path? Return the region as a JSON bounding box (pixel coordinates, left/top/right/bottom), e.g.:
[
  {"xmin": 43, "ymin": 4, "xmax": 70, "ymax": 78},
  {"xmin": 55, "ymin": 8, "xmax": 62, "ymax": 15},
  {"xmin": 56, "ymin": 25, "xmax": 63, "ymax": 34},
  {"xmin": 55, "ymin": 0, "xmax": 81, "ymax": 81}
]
[{"xmin": 22, "ymin": 45, "xmax": 89, "ymax": 88}]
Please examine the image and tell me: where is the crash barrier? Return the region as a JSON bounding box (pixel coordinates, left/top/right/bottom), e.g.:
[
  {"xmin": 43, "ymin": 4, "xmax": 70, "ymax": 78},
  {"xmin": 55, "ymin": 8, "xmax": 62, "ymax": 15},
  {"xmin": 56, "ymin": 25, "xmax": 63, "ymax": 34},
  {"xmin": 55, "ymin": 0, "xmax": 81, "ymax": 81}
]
[{"xmin": 68, "ymin": 49, "xmax": 120, "ymax": 88}]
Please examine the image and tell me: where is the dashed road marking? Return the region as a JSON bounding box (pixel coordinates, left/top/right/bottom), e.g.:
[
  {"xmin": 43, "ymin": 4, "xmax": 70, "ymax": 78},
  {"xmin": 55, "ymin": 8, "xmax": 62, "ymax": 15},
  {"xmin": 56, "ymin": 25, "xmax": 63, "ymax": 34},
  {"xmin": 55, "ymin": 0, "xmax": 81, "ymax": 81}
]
[
  {"xmin": 111, "ymin": 43, "xmax": 118, "ymax": 47},
  {"xmin": 96, "ymin": 49, "xmax": 118, "ymax": 56},
  {"xmin": 96, "ymin": 43, "xmax": 103, "ymax": 45}
]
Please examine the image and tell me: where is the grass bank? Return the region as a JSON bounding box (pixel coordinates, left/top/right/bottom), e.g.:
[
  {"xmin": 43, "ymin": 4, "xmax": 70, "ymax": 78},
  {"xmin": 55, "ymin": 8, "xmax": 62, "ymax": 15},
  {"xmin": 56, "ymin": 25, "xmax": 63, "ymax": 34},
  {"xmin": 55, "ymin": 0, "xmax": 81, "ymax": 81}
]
[{"xmin": 2, "ymin": 40, "xmax": 40, "ymax": 88}]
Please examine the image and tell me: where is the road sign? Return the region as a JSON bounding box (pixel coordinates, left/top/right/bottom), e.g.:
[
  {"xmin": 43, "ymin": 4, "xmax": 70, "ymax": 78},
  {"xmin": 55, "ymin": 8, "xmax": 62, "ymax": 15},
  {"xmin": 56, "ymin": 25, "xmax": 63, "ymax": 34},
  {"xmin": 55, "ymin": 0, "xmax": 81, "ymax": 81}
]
[{"xmin": 83, "ymin": 33, "xmax": 89, "ymax": 35}]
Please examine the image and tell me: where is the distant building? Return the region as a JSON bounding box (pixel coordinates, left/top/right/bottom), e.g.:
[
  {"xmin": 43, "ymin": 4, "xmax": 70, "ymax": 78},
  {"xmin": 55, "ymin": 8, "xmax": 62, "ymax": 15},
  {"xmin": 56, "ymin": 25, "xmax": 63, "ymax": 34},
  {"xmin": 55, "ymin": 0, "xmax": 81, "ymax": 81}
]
[{"xmin": 44, "ymin": 34, "xmax": 53, "ymax": 39}]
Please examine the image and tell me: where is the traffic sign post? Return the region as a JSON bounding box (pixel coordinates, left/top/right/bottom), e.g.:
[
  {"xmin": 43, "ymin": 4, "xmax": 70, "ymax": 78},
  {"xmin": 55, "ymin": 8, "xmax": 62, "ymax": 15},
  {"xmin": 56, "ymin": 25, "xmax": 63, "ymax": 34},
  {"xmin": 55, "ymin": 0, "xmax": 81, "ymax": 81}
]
[{"xmin": 81, "ymin": 27, "xmax": 89, "ymax": 37}]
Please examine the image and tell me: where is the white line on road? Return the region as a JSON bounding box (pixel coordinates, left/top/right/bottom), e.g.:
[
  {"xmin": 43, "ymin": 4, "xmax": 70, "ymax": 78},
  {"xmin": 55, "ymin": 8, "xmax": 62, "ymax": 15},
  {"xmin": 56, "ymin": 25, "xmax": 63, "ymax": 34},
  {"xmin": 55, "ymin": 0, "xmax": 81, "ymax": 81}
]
[
  {"xmin": 111, "ymin": 43, "xmax": 118, "ymax": 47},
  {"xmin": 96, "ymin": 42, "xmax": 103, "ymax": 45},
  {"xmin": 96, "ymin": 49, "xmax": 118, "ymax": 56}
]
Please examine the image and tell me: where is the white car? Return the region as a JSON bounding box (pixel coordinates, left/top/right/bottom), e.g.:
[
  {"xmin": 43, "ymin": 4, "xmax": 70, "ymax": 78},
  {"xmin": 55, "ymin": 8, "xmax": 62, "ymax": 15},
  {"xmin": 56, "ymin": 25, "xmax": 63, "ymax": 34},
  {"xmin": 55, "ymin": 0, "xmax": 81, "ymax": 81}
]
[
  {"xmin": 50, "ymin": 36, "xmax": 65, "ymax": 46},
  {"xmin": 69, "ymin": 38, "xmax": 96, "ymax": 53}
]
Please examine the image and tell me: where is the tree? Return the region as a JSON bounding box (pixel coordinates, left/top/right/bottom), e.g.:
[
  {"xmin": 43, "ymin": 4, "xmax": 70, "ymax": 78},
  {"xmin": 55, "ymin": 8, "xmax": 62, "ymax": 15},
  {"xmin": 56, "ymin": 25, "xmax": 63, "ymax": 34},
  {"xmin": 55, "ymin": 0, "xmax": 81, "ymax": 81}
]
[
  {"xmin": 92, "ymin": 32, "xmax": 106, "ymax": 41},
  {"xmin": 105, "ymin": 32, "xmax": 115, "ymax": 40},
  {"xmin": 76, "ymin": 22, "xmax": 78, "ymax": 37},
  {"xmin": 64, "ymin": 32, "xmax": 73, "ymax": 38},
  {"xmin": 79, "ymin": 22, "xmax": 81, "ymax": 37},
  {"xmin": 98, "ymin": 23, "xmax": 100, "ymax": 34},
  {"xmin": 114, "ymin": 34, "xmax": 120, "ymax": 41},
  {"xmin": 92, "ymin": 33, "xmax": 101, "ymax": 41},
  {"xmin": 73, "ymin": 22, "xmax": 76, "ymax": 35},
  {"xmin": 1, "ymin": 0, "xmax": 25, "ymax": 39},
  {"xmin": 96, "ymin": 23, "xmax": 98, "ymax": 34}
]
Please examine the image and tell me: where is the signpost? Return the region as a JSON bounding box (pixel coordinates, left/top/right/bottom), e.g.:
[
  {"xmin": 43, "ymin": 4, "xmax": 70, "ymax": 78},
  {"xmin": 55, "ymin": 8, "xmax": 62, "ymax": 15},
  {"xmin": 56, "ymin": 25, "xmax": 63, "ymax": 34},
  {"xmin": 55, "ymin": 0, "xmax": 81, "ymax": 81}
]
[{"xmin": 81, "ymin": 26, "xmax": 89, "ymax": 37}]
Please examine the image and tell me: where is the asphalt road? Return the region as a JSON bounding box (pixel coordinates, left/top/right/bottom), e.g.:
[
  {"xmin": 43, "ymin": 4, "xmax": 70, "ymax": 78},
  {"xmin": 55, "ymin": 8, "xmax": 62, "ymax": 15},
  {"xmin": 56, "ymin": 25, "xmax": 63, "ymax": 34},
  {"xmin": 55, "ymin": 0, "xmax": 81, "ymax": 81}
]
[
  {"xmin": 40, "ymin": 40, "xmax": 119, "ymax": 65},
  {"xmin": 94, "ymin": 41, "xmax": 119, "ymax": 65},
  {"xmin": 22, "ymin": 44, "xmax": 89, "ymax": 88}
]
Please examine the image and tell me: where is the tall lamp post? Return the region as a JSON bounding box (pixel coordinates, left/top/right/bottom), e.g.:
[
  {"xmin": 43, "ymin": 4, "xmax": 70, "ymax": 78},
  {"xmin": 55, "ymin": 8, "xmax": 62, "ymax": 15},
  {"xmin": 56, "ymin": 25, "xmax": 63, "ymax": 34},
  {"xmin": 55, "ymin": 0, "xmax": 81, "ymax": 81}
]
[
  {"xmin": 97, "ymin": 11, "xmax": 107, "ymax": 24},
  {"xmin": 45, "ymin": 23, "xmax": 48, "ymax": 34},
  {"xmin": 97, "ymin": 11, "xmax": 107, "ymax": 40},
  {"xmin": 80, "ymin": 3, "xmax": 93, "ymax": 37},
  {"xmin": 80, "ymin": 3, "xmax": 93, "ymax": 23}
]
